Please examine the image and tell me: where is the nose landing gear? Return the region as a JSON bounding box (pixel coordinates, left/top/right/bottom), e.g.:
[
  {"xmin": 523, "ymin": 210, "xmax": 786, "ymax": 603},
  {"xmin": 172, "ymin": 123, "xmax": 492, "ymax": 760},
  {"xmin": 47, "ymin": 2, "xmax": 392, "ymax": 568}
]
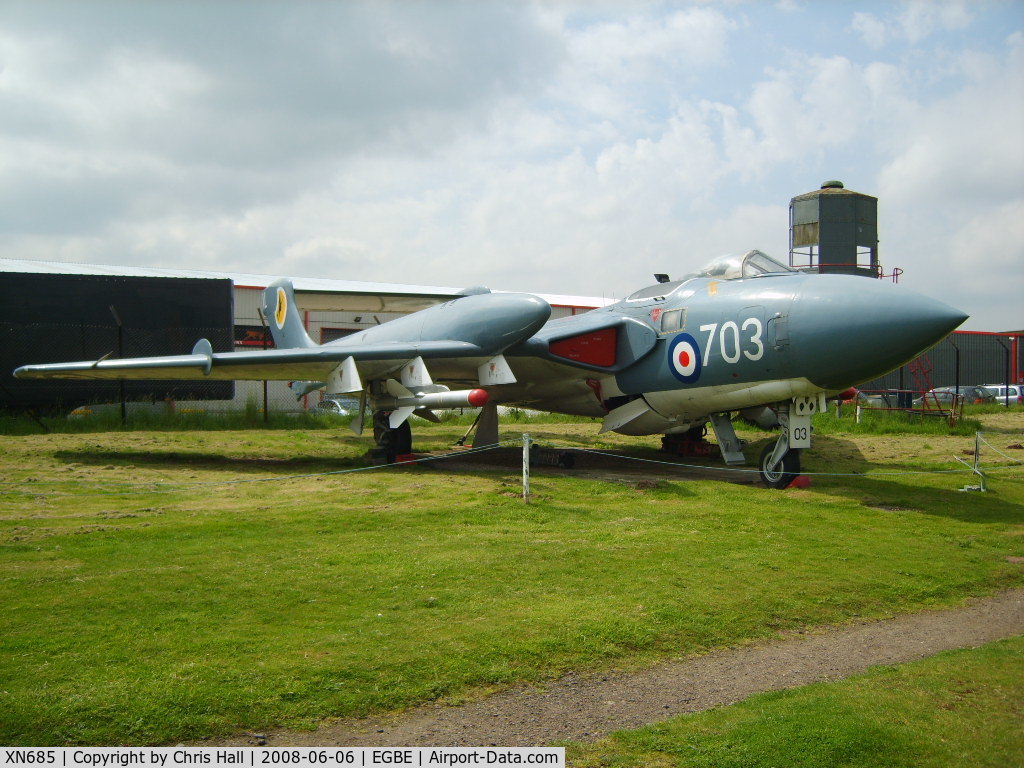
[
  {"xmin": 758, "ymin": 441, "xmax": 801, "ymax": 489},
  {"xmin": 757, "ymin": 395, "xmax": 819, "ymax": 488}
]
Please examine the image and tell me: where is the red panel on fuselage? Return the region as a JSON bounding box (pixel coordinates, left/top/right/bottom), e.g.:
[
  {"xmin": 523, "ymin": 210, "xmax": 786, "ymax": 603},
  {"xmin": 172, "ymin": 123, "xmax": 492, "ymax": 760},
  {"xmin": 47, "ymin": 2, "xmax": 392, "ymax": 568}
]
[{"xmin": 549, "ymin": 328, "xmax": 618, "ymax": 367}]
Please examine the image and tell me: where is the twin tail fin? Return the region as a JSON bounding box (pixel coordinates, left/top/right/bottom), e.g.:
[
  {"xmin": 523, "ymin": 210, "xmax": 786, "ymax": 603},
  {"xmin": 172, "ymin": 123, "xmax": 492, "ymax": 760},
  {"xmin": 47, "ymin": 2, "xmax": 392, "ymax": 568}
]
[{"xmin": 261, "ymin": 279, "xmax": 316, "ymax": 349}]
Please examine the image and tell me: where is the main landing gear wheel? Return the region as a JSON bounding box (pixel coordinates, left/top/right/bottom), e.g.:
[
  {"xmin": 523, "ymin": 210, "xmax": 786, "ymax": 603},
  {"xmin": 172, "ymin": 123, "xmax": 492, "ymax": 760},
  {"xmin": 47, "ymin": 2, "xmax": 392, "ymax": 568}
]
[
  {"xmin": 759, "ymin": 443, "xmax": 800, "ymax": 489},
  {"xmin": 373, "ymin": 411, "xmax": 412, "ymax": 463}
]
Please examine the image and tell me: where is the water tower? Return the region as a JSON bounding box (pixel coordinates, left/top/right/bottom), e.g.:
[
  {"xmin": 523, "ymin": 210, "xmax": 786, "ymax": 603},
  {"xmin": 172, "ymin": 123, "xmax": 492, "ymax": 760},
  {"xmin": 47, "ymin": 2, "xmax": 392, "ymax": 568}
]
[{"xmin": 789, "ymin": 180, "xmax": 880, "ymax": 278}]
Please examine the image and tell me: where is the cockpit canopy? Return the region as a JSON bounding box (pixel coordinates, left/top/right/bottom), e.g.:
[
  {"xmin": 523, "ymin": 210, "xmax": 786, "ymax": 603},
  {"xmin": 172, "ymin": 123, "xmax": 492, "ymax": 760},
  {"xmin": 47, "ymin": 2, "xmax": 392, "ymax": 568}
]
[
  {"xmin": 684, "ymin": 249, "xmax": 794, "ymax": 281},
  {"xmin": 626, "ymin": 250, "xmax": 794, "ymax": 301}
]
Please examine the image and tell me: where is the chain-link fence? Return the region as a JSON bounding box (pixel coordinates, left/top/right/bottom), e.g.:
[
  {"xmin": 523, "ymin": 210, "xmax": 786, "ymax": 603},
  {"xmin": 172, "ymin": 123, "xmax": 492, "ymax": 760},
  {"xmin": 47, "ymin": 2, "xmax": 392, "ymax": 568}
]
[{"xmin": 859, "ymin": 331, "xmax": 1023, "ymax": 396}]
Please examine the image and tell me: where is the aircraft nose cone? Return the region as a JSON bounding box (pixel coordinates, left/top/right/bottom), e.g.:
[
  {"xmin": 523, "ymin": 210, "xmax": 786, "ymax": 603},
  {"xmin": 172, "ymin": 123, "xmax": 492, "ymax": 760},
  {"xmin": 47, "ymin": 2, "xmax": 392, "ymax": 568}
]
[{"xmin": 792, "ymin": 277, "xmax": 968, "ymax": 390}]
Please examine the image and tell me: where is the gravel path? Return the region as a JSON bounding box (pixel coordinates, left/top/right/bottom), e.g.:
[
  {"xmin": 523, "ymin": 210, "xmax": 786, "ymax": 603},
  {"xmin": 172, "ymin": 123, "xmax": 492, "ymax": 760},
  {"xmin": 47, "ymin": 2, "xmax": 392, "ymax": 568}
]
[{"xmin": 213, "ymin": 587, "xmax": 1024, "ymax": 747}]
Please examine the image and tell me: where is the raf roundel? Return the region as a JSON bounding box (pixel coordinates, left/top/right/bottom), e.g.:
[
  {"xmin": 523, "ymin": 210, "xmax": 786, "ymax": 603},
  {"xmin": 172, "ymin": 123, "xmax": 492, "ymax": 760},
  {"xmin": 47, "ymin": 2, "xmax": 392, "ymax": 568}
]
[{"xmin": 667, "ymin": 333, "xmax": 701, "ymax": 383}]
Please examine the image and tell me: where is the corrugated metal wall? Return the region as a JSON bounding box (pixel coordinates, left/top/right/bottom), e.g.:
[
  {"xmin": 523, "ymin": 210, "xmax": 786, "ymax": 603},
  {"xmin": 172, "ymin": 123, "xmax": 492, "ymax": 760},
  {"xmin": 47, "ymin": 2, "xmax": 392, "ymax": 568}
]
[
  {"xmin": 858, "ymin": 331, "xmax": 1022, "ymax": 393},
  {"xmin": 2, "ymin": 273, "xmax": 234, "ymax": 412}
]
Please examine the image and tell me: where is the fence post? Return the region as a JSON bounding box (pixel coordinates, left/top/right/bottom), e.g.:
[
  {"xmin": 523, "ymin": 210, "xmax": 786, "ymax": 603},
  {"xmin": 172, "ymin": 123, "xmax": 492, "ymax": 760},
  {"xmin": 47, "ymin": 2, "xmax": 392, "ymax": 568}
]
[
  {"xmin": 522, "ymin": 433, "xmax": 532, "ymax": 503},
  {"xmin": 109, "ymin": 305, "xmax": 126, "ymax": 426},
  {"xmin": 257, "ymin": 307, "xmax": 270, "ymax": 423}
]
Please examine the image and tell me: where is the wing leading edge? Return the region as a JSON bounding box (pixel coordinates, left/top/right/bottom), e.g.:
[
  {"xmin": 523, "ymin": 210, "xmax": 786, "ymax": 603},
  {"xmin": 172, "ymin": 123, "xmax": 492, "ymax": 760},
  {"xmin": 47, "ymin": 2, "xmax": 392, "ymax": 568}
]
[{"xmin": 13, "ymin": 340, "xmax": 489, "ymax": 382}]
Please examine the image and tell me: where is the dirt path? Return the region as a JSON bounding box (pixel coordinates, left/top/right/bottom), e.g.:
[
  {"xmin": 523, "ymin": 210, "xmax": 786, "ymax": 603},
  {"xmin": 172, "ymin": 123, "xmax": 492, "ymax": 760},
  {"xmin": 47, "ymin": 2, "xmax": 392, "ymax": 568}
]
[{"xmin": 209, "ymin": 588, "xmax": 1024, "ymax": 747}]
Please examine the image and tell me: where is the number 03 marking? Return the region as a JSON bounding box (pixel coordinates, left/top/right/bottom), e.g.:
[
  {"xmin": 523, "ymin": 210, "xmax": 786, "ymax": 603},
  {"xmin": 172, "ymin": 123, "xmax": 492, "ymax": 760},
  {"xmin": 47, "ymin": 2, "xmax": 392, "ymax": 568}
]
[{"xmin": 699, "ymin": 318, "xmax": 764, "ymax": 366}]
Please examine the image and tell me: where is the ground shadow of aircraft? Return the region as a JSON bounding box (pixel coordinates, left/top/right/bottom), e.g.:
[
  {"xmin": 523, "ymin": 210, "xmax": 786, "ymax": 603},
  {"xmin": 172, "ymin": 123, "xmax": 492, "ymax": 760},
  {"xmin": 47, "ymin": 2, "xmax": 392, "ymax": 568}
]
[{"xmin": 15, "ymin": 250, "xmax": 966, "ymax": 488}]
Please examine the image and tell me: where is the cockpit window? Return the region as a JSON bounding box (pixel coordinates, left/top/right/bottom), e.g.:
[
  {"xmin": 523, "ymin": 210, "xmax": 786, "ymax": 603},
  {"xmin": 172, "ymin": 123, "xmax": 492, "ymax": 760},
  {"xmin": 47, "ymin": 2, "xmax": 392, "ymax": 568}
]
[
  {"xmin": 625, "ymin": 280, "xmax": 686, "ymax": 302},
  {"xmin": 741, "ymin": 250, "xmax": 794, "ymax": 277},
  {"xmin": 682, "ymin": 250, "xmax": 795, "ymax": 281},
  {"xmin": 660, "ymin": 308, "xmax": 684, "ymax": 333},
  {"xmin": 625, "ymin": 251, "xmax": 793, "ymax": 302}
]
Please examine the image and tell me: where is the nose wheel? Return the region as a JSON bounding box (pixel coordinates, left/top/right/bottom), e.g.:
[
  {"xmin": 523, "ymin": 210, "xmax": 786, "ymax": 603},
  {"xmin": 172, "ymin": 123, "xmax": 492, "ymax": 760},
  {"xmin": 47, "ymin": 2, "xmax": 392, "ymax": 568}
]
[{"xmin": 758, "ymin": 442, "xmax": 801, "ymax": 489}]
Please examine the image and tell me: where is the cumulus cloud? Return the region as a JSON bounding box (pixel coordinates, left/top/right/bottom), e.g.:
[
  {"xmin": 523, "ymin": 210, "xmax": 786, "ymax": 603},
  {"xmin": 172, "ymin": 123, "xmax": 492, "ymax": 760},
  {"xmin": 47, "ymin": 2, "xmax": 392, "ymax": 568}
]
[
  {"xmin": 875, "ymin": 32, "xmax": 1024, "ymax": 329},
  {"xmin": 852, "ymin": 12, "xmax": 888, "ymax": 49},
  {"xmin": 0, "ymin": 1, "xmax": 560, "ymax": 231},
  {"xmin": 899, "ymin": 0, "xmax": 971, "ymax": 44},
  {"xmin": 0, "ymin": 0, "xmax": 1020, "ymax": 330},
  {"xmin": 852, "ymin": 0, "xmax": 972, "ymax": 48}
]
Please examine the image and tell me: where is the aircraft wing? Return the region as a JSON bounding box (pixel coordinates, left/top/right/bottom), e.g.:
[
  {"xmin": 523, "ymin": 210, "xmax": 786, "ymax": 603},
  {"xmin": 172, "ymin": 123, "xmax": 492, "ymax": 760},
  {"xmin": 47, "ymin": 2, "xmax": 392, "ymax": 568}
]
[
  {"xmin": 13, "ymin": 340, "xmax": 487, "ymax": 382},
  {"xmin": 13, "ymin": 279, "xmax": 555, "ymax": 390}
]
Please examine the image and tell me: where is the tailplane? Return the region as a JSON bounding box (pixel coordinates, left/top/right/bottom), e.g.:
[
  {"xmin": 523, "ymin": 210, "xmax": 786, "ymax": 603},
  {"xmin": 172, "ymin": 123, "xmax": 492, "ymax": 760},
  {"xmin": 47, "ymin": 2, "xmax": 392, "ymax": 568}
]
[{"xmin": 261, "ymin": 279, "xmax": 316, "ymax": 349}]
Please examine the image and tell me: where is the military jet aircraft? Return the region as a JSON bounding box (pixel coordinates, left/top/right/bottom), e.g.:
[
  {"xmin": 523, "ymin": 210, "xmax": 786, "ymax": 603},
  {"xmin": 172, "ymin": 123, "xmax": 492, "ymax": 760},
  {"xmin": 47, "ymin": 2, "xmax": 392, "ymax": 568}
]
[{"xmin": 14, "ymin": 250, "xmax": 967, "ymax": 487}]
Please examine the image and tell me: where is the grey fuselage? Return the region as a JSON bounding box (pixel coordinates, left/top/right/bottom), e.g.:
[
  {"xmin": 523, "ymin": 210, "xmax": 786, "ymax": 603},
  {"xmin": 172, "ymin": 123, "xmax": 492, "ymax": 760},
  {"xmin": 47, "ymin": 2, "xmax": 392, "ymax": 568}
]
[
  {"xmin": 497, "ymin": 270, "xmax": 967, "ymax": 435},
  {"xmin": 13, "ymin": 263, "xmax": 966, "ymax": 441}
]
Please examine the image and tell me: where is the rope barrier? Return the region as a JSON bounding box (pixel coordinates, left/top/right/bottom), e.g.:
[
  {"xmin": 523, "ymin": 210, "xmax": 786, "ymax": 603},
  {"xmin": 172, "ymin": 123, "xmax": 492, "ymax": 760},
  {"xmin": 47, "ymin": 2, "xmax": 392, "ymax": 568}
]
[
  {"xmin": 2, "ymin": 431, "xmax": 1022, "ymax": 497},
  {"xmin": 977, "ymin": 433, "xmax": 1024, "ymax": 465},
  {"xmin": 535, "ymin": 444, "xmax": 1024, "ymax": 479}
]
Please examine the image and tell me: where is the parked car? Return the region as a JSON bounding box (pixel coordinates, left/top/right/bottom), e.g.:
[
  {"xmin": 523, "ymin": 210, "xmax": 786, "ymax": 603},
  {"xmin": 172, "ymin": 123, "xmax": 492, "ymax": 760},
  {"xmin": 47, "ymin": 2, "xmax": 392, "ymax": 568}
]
[
  {"xmin": 844, "ymin": 389, "xmax": 911, "ymax": 408},
  {"xmin": 313, "ymin": 397, "xmax": 359, "ymax": 416},
  {"xmin": 849, "ymin": 390, "xmax": 893, "ymax": 407},
  {"xmin": 914, "ymin": 386, "xmax": 994, "ymax": 408},
  {"xmin": 982, "ymin": 384, "xmax": 1023, "ymax": 405}
]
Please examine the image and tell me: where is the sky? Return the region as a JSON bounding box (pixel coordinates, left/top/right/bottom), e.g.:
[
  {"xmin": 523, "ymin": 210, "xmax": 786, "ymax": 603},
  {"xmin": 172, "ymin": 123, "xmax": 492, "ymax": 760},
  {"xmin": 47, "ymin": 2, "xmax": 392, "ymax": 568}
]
[{"xmin": 1, "ymin": 0, "xmax": 1022, "ymax": 331}]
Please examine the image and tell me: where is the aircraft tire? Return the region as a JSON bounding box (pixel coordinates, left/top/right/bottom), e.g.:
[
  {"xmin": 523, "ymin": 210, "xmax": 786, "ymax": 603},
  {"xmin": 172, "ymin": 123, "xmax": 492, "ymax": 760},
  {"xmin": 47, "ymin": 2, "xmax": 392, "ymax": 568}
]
[
  {"xmin": 759, "ymin": 444, "xmax": 800, "ymax": 489},
  {"xmin": 372, "ymin": 411, "xmax": 413, "ymax": 462},
  {"xmin": 392, "ymin": 419, "xmax": 412, "ymax": 455}
]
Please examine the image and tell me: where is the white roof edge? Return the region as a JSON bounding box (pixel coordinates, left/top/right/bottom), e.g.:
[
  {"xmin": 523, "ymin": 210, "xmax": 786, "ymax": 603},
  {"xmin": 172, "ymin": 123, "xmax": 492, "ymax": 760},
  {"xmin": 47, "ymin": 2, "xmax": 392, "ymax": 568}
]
[{"xmin": 0, "ymin": 257, "xmax": 614, "ymax": 309}]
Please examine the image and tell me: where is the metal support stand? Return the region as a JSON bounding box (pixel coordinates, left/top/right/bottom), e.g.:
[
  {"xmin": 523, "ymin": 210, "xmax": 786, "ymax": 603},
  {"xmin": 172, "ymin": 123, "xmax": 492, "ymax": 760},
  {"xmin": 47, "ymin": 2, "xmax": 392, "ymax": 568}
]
[
  {"xmin": 708, "ymin": 413, "xmax": 746, "ymax": 465},
  {"xmin": 765, "ymin": 411, "xmax": 791, "ymax": 473},
  {"xmin": 456, "ymin": 410, "xmax": 482, "ymax": 446},
  {"xmin": 474, "ymin": 402, "xmax": 500, "ymax": 447}
]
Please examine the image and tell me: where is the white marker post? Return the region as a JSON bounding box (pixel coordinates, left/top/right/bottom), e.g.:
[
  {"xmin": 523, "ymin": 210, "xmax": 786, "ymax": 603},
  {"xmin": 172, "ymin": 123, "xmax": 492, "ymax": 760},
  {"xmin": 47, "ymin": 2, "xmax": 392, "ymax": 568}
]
[{"xmin": 955, "ymin": 431, "xmax": 987, "ymax": 492}]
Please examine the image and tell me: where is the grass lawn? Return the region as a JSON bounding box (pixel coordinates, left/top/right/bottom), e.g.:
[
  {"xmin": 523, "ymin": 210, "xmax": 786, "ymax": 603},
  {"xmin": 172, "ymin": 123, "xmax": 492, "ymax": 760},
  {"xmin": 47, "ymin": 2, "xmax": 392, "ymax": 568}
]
[
  {"xmin": 567, "ymin": 635, "xmax": 1024, "ymax": 768},
  {"xmin": 0, "ymin": 410, "xmax": 1022, "ymax": 745}
]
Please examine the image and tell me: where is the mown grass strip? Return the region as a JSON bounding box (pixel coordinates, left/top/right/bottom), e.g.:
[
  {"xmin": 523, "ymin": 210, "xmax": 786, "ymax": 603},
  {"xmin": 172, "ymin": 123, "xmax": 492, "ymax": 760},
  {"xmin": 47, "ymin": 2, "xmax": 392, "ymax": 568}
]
[{"xmin": 567, "ymin": 636, "xmax": 1024, "ymax": 768}]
